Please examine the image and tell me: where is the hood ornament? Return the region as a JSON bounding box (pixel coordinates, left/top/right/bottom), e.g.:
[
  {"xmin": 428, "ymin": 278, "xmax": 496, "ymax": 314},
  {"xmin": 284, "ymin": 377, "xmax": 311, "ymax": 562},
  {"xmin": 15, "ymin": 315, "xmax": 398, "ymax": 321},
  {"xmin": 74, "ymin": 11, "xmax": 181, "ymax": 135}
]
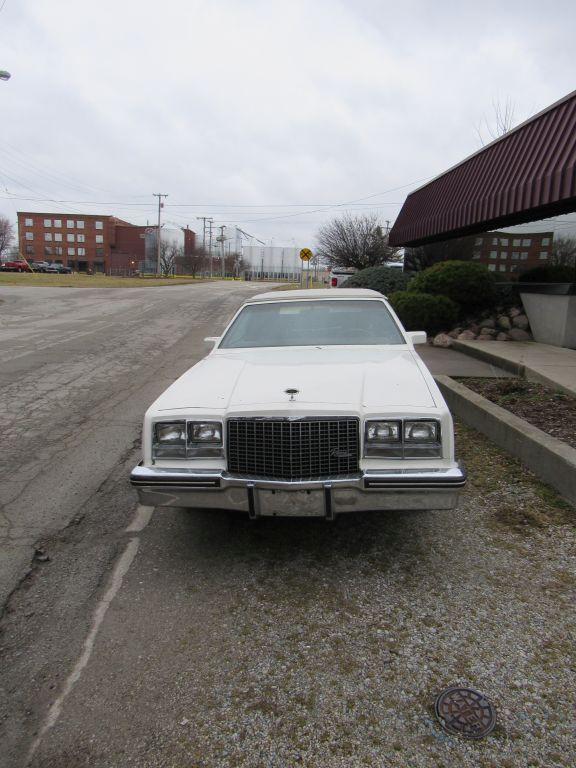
[{"xmin": 285, "ymin": 388, "xmax": 299, "ymax": 402}]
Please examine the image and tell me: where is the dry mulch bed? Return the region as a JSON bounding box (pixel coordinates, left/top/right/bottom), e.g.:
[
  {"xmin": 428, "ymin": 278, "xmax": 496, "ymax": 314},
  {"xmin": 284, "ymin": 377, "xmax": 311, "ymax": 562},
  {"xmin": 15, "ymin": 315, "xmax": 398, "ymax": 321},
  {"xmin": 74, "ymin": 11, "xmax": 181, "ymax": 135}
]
[{"xmin": 457, "ymin": 377, "xmax": 576, "ymax": 450}]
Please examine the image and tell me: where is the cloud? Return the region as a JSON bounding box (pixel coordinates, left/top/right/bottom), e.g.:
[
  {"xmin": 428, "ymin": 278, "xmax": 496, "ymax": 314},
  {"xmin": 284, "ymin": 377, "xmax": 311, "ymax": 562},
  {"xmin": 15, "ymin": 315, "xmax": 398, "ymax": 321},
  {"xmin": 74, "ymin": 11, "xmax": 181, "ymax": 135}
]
[{"xmin": 0, "ymin": 0, "xmax": 574, "ymax": 246}]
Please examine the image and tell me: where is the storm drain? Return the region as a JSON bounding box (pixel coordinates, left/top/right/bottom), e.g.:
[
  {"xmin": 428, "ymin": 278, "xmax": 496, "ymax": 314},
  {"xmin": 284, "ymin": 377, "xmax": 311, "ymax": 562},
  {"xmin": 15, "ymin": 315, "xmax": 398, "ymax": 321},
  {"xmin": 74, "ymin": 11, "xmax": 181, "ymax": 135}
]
[{"xmin": 435, "ymin": 687, "xmax": 496, "ymax": 739}]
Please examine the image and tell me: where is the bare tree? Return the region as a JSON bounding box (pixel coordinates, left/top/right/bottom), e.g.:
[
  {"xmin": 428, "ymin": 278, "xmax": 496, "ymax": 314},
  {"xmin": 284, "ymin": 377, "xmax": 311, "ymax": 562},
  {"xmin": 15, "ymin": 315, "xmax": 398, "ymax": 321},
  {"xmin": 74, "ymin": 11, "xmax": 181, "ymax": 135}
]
[
  {"xmin": 0, "ymin": 216, "xmax": 15, "ymax": 259},
  {"xmin": 159, "ymin": 239, "xmax": 182, "ymax": 276},
  {"xmin": 176, "ymin": 246, "xmax": 209, "ymax": 277},
  {"xmin": 315, "ymin": 213, "xmax": 400, "ymax": 270},
  {"xmin": 551, "ymin": 235, "xmax": 576, "ymax": 267},
  {"xmin": 475, "ymin": 97, "xmax": 516, "ymax": 146},
  {"xmin": 404, "ymin": 235, "xmax": 476, "ymax": 272}
]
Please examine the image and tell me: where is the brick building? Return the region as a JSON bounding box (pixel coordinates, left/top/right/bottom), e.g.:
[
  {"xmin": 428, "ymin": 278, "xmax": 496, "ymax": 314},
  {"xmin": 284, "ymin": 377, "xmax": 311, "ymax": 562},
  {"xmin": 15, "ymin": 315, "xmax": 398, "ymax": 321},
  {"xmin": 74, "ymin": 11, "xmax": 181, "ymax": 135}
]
[
  {"xmin": 17, "ymin": 212, "xmax": 196, "ymax": 274},
  {"xmin": 471, "ymin": 230, "xmax": 554, "ymax": 279}
]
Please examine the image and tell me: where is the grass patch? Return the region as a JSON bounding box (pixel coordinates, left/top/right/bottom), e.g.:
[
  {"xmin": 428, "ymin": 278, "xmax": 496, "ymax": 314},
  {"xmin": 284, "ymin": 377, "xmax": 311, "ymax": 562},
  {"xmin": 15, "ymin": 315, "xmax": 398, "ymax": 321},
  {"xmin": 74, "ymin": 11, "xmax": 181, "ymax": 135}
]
[{"xmin": 0, "ymin": 273, "xmax": 215, "ymax": 289}]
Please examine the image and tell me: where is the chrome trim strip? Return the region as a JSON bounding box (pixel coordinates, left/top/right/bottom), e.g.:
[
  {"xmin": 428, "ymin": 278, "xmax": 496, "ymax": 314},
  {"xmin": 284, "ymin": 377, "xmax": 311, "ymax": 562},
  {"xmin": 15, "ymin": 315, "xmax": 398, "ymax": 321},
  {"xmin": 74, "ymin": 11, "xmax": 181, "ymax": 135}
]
[{"xmin": 130, "ymin": 463, "xmax": 466, "ymax": 490}]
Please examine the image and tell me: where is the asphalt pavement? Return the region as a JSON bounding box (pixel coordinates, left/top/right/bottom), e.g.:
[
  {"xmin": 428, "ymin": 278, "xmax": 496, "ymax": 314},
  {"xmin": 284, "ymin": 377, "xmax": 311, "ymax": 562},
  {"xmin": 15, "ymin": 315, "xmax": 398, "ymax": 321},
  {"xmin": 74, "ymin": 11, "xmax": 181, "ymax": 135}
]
[{"xmin": 0, "ymin": 284, "xmax": 574, "ymax": 768}]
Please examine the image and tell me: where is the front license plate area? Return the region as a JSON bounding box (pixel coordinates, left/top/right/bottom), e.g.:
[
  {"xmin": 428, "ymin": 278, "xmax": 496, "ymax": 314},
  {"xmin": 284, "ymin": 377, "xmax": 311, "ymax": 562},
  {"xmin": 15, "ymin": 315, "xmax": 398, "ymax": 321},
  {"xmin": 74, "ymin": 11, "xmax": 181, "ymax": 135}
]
[{"xmin": 257, "ymin": 489, "xmax": 326, "ymax": 517}]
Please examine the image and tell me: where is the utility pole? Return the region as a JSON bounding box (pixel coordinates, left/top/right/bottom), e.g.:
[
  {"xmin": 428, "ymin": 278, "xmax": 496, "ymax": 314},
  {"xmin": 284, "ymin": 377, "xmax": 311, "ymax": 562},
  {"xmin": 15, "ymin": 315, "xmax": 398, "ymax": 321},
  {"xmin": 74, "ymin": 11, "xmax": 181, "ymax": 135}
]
[
  {"xmin": 153, "ymin": 193, "xmax": 168, "ymax": 275},
  {"xmin": 218, "ymin": 225, "xmax": 226, "ymax": 278},
  {"xmin": 207, "ymin": 219, "xmax": 214, "ymax": 277}
]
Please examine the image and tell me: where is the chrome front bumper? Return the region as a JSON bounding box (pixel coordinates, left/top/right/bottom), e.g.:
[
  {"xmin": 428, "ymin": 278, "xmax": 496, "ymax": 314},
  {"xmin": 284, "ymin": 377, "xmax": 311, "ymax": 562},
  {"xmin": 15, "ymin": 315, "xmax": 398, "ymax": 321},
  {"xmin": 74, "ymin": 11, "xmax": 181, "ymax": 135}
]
[{"xmin": 130, "ymin": 464, "xmax": 466, "ymax": 518}]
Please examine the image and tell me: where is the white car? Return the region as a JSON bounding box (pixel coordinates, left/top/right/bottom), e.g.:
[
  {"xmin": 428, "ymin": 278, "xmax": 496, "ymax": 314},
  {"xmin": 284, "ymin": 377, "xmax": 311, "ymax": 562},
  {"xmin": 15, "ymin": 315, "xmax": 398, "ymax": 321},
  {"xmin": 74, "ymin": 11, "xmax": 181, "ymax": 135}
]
[{"xmin": 131, "ymin": 289, "xmax": 466, "ymax": 518}]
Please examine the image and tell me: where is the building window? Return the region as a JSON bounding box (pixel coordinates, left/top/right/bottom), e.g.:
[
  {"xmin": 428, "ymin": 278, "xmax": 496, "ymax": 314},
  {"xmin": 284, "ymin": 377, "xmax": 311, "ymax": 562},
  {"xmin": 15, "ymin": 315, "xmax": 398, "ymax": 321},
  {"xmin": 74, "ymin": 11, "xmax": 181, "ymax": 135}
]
[
  {"xmin": 43, "ymin": 218, "xmax": 52, "ymax": 227},
  {"xmin": 67, "ymin": 219, "xmax": 74, "ymax": 228},
  {"xmin": 25, "ymin": 232, "xmax": 34, "ymax": 240},
  {"xmin": 512, "ymin": 252, "xmax": 519, "ymax": 260},
  {"xmin": 513, "ymin": 238, "xmax": 521, "ymax": 247},
  {"xmin": 510, "ymin": 265, "xmax": 519, "ymax": 273},
  {"xmin": 541, "ymin": 237, "xmax": 550, "ymax": 246},
  {"xmin": 522, "ymin": 238, "xmax": 531, "ymax": 246},
  {"xmin": 491, "ymin": 237, "xmax": 498, "ymax": 245},
  {"xmin": 95, "ymin": 235, "xmax": 104, "ymax": 244},
  {"xmin": 488, "ymin": 264, "xmax": 496, "ymax": 272},
  {"xmin": 44, "ymin": 246, "xmax": 53, "ymax": 256},
  {"xmin": 95, "ymin": 221, "xmax": 103, "ymax": 230},
  {"xmin": 44, "ymin": 233, "xmax": 53, "ymax": 241},
  {"xmin": 499, "ymin": 264, "xmax": 506, "ymax": 272},
  {"xmin": 521, "ymin": 252, "xmax": 528, "ymax": 260},
  {"xmin": 76, "ymin": 220, "xmax": 85, "ymax": 228},
  {"xmin": 472, "ymin": 251, "xmax": 481, "ymax": 259},
  {"xmin": 540, "ymin": 252, "xmax": 549, "ymax": 260},
  {"xmin": 53, "ymin": 219, "xmax": 62, "ymax": 228},
  {"xmin": 77, "ymin": 247, "xmax": 86, "ymax": 256},
  {"xmin": 96, "ymin": 247, "xmax": 104, "ymax": 257},
  {"xmin": 500, "ymin": 238, "xmax": 508, "ymax": 246},
  {"xmin": 489, "ymin": 251, "xmax": 497, "ymax": 259},
  {"xmin": 67, "ymin": 234, "xmax": 75, "ymax": 243},
  {"xmin": 25, "ymin": 245, "xmax": 34, "ymax": 255},
  {"xmin": 25, "ymin": 217, "xmax": 33, "ymax": 227},
  {"xmin": 77, "ymin": 234, "xmax": 85, "ymax": 243},
  {"xmin": 474, "ymin": 237, "xmax": 482, "ymax": 246},
  {"xmin": 500, "ymin": 252, "xmax": 508, "ymax": 259},
  {"xmin": 55, "ymin": 246, "xmax": 63, "ymax": 256},
  {"xmin": 54, "ymin": 233, "xmax": 62, "ymax": 242},
  {"xmin": 68, "ymin": 247, "xmax": 75, "ymax": 256}
]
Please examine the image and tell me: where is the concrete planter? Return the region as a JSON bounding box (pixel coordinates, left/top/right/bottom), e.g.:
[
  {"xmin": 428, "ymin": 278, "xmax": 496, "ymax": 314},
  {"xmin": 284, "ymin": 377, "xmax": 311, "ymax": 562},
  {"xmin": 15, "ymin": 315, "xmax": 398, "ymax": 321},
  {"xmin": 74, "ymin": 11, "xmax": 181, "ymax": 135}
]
[{"xmin": 518, "ymin": 283, "xmax": 576, "ymax": 349}]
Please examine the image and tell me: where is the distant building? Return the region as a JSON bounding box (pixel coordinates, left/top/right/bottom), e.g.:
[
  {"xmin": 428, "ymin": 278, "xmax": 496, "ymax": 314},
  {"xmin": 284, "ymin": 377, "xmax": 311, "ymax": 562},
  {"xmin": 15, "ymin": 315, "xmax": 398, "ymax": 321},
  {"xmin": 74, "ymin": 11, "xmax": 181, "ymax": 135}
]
[
  {"xmin": 17, "ymin": 212, "xmax": 196, "ymax": 274},
  {"xmin": 241, "ymin": 245, "xmax": 303, "ymax": 279},
  {"xmin": 471, "ymin": 230, "xmax": 554, "ymax": 278}
]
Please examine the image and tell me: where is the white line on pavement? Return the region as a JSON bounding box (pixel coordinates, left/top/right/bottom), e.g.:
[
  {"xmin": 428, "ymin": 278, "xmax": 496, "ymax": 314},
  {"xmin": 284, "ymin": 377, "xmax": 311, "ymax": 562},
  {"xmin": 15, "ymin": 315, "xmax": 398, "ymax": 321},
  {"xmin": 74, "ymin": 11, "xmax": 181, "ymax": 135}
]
[{"xmin": 26, "ymin": 504, "xmax": 155, "ymax": 765}]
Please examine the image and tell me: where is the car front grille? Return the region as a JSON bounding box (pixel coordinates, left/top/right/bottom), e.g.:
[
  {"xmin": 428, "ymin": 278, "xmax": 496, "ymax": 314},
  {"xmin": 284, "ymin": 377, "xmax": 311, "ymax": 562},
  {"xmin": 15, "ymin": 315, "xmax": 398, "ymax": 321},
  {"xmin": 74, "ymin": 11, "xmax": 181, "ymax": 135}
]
[{"xmin": 226, "ymin": 417, "xmax": 360, "ymax": 480}]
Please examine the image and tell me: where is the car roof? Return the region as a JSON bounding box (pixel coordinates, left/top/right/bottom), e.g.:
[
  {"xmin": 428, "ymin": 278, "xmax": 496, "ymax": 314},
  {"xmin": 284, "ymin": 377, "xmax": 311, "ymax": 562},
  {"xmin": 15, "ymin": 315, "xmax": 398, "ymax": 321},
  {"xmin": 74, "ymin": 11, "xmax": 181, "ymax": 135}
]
[{"xmin": 245, "ymin": 288, "xmax": 383, "ymax": 303}]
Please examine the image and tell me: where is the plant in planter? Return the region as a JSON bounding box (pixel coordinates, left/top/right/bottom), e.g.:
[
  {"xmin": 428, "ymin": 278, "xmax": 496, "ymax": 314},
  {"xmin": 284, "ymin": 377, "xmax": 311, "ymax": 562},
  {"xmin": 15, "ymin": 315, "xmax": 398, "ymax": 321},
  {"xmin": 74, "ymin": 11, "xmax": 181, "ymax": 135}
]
[{"xmin": 517, "ymin": 264, "xmax": 576, "ymax": 349}]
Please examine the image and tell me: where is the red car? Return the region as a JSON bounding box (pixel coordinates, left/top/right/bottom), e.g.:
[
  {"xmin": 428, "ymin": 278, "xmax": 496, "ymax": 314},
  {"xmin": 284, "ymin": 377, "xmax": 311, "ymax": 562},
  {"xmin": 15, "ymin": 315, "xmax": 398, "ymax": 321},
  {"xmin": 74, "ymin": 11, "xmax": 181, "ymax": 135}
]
[{"xmin": 0, "ymin": 260, "xmax": 33, "ymax": 272}]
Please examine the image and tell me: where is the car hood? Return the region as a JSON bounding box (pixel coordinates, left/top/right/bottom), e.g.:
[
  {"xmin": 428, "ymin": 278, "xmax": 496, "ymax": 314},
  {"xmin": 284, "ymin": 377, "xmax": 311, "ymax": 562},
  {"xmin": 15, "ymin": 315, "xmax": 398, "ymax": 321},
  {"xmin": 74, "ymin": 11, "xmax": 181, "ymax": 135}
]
[{"xmin": 152, "ymin": 347, "xmax": 437, "ymax": 411}]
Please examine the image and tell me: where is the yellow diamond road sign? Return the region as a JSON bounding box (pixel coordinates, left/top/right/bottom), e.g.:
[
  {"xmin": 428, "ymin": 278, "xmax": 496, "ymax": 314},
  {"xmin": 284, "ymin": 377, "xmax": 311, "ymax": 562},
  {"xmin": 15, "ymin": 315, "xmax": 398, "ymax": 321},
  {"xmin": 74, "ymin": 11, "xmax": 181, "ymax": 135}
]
[{"xmin": 300, "ymin": 248, "xmax": 313, "ymax": 262}]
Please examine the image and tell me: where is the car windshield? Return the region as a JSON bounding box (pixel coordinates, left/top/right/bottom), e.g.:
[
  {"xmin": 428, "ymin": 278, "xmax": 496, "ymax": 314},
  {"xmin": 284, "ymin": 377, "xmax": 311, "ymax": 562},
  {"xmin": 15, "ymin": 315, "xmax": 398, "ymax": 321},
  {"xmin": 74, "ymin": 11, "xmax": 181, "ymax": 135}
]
[{"xmin": 219, "ymin": 299, "xmax": 405, "ymax": 348}]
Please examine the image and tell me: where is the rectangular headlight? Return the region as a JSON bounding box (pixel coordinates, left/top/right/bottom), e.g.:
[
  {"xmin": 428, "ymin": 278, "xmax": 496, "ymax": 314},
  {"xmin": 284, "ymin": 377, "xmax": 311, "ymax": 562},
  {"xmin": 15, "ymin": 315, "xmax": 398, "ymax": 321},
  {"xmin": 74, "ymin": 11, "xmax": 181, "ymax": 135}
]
[
  {"xmin": 152, "ymin": 420, "xmax": 223, "ymax": 459},
  {"xmin": 188, "ymin": 422, "xmax": 222, "ymax": 443},
  {"xmin": 153, "ymin": 421, "xmax": 186, "ymax": 458},
  {"xmin": 404, "ymin": 421, "xmax": 439, "ymax": 443},
  {"xmin": 364, "ymin": 419, "xmax": 441, "ymax": 458}
]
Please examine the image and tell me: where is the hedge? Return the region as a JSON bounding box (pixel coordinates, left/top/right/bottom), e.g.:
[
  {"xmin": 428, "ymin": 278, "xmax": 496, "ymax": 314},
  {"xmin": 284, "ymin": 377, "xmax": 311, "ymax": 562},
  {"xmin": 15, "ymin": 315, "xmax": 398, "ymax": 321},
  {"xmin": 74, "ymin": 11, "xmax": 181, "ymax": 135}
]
[
  {"xmin": 341, "ymin": 265, "xmax": 410, "ymax": 294},
  {"xmin": 389, "ymin": 291, "xmax": 459, "ymax": 336},
  {"xmin": 409, "ymin": 260, "xmax": 497, "ymax": 313}
]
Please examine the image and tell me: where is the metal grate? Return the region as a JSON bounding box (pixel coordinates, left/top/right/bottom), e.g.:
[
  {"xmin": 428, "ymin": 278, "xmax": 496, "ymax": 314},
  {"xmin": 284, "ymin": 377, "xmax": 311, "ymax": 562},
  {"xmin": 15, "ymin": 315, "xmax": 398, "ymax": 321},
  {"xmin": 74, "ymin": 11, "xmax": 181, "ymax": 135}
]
[{"xmin": 227, "ymin": 418, "xmax": 360, "ymax": 480}]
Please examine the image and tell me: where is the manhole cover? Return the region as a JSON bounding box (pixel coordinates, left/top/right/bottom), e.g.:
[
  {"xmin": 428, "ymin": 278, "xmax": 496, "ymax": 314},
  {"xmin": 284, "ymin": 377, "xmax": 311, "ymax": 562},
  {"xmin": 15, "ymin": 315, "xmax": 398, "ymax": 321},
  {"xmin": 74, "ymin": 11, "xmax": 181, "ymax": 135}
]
[{"xmin": 435, "ymin": 687, "xmax": 496, "ymax": 739}]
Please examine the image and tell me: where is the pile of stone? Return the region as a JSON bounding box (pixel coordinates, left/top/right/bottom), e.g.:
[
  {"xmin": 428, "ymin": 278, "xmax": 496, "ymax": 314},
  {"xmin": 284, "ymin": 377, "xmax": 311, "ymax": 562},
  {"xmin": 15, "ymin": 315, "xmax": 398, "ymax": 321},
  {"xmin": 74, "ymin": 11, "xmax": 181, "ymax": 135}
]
[{"xmin": 432, "ymin": 306, "xmax": 532, "ymax": 348}]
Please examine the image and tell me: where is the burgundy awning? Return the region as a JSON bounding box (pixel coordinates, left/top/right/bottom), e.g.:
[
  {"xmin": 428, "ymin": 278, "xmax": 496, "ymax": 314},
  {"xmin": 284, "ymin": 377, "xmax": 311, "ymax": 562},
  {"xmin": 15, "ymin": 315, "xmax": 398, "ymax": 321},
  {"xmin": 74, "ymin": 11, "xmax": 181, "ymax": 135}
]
[{"xmin": 389, "ymin": 90, "xmax": 576, "ymax": 247}]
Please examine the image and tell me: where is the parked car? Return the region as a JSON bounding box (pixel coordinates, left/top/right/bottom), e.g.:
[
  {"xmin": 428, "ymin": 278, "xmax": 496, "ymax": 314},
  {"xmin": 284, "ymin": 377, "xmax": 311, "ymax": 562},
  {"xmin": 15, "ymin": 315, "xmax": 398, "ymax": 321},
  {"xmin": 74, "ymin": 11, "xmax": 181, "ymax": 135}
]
[
  {"xmin": 0, "ymin": 260, "xmax": 33, "ymax": 272},
  {"xmin": 45, "ymin": 263, "xmax": 72, "ymax": 274},
  {"xmin": 30, "ymin": 261, "xmax": 51, "ymax": 272},
  {"xmin": 131, "ymin": 289, "xmax": 466, "ymax": 518},
  {"xmin": 329, "ymin": 267, "xmax": 356, "ymax": 287}
]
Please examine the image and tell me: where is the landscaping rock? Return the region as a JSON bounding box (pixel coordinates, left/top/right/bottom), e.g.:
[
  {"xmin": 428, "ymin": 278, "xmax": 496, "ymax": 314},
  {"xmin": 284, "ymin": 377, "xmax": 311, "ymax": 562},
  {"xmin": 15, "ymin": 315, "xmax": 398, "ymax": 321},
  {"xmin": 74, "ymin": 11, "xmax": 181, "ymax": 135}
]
[
  {"xmin": 479, "ymin": 317, "xmax": 495, "ymax": 329},
  {"xmin": 479, "ymin": 327, "xmax": 496, "ymax": 337},
  {"xmin": 477, "ymin": 334, "xmax": 495, "ymax": 341},
  {"xmin": 447, "ymin": 328, "xmax": 461, "ymax": 339},
  {"xmin": 496, "ymin": 332, "xmax": 511, "ymax": 341},
  {"xmin": 467, "ymin": 324, "xmax": 480, "ymax": 335},
  {"xmin": 512, "ymin": 314, "xmax": 530, "ymax": 330},
  {"xmin": 457, "ymin": 330, "xmax": 477, "ymax": 340},
  {"xmin": 432, "ymin": 333, "xmax": 453, "ymax": 348},
  {"xmin": 497, "ymin": 315, "xmax": 512, "ymax": 330},
  {"xmin": 508, "ymin": 328, "xmax": 533, "ymax": 341},
  {"xmin": 508, "ymin": 307, "xmax": 522, "ymax": 318}
]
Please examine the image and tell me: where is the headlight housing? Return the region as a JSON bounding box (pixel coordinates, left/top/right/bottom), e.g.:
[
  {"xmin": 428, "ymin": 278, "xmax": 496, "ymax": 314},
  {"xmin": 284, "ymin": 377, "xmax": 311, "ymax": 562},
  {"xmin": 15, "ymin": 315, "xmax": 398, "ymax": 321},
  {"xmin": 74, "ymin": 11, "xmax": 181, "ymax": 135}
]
[
  {"xmin": 153, "ymin": 420, "xmax": 223, "ymax": 460},
  {"xmin": 364, "ymin": 419, "xmax": 441, "ymax": 458}
]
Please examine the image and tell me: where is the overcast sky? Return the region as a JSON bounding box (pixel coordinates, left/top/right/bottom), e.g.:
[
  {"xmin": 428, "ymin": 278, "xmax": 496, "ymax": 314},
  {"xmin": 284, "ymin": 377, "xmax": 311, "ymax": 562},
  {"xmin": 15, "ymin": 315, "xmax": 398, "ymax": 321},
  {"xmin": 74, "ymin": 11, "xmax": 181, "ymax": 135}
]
[{"xmin": 1, "ymin": 0, "xmax": 575, "ymax": 248}]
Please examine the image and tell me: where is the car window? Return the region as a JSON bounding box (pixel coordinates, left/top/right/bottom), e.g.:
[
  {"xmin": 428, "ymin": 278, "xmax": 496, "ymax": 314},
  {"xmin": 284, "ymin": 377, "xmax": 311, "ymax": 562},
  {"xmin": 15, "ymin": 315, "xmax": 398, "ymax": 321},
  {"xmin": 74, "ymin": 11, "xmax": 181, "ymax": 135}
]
[{"xmin": 219, "ymin": 299, "xmax": 405, "ymax": 348}]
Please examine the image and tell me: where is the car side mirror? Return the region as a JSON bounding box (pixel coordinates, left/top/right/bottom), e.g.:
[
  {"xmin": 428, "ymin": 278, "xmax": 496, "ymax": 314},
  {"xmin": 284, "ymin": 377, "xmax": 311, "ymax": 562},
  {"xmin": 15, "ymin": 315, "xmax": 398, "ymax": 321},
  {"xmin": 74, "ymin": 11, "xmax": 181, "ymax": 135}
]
[
  {"xmin": 407, "ymin": 331, "xmax": 427, "ymax": 345},
  {"xmin": 204, "ymin": 336, "xmax": 221, "ymax": 347}
]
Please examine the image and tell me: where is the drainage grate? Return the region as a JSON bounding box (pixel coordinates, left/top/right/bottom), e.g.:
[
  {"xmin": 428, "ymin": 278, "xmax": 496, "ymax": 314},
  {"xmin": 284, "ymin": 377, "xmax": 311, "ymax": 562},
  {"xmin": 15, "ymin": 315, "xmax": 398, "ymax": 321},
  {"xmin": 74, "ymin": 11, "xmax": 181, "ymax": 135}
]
[{"xmin": 435, "ymin": 687, "xmax": 496, "ymax": 739}]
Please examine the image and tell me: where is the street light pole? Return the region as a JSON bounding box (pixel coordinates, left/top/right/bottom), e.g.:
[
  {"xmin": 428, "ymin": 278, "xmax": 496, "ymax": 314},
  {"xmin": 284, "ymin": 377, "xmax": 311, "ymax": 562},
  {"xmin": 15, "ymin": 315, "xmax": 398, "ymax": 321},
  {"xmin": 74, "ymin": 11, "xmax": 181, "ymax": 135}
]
[{"xmin": 153, "ymin": 193, "xmax": 168, "ymax": 275}]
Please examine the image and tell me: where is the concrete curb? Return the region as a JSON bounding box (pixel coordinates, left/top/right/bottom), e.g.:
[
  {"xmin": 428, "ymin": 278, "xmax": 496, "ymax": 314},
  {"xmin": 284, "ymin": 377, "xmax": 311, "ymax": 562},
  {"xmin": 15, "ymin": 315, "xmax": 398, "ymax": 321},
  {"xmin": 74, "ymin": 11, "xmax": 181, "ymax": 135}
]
[
  {"xmin": 435, "ymin": 374, "xmax": 576, "ymax": 507},
  {"xmin": 451, "ymin": 340, "xmax": 575, "ymax": 396}
]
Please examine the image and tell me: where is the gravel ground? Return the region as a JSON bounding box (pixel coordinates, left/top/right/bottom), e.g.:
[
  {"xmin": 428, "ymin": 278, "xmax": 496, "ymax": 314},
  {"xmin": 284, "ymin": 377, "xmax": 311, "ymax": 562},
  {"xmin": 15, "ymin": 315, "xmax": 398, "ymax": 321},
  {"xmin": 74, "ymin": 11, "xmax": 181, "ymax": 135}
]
[
  {"xmin": 26, "ymin": 421, "xmax": 575, "ymax": 768},
  {"xmin": 457, "ymin": 378, "xmax": 576, "ymax": 449}
]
